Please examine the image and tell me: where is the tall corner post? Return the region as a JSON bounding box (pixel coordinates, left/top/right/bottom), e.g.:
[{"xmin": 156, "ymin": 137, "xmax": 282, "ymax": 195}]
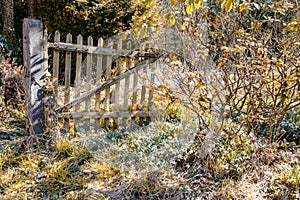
[{"xmin": 23, "ymin": 18, "xmax": 45, "ymax": 135}]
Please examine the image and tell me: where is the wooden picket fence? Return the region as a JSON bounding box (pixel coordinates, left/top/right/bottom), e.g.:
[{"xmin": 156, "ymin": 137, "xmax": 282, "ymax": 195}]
[
  {"xmin": 23, "ymin": 18, "xmax": 165, "ymax": 134},
  {"xmin": 51, "ymin": 34, "xmax": 164, "ymax": 130},
  {"xmin": 49, "ymin": 33, "xmax": 165, "ymax": 132}
]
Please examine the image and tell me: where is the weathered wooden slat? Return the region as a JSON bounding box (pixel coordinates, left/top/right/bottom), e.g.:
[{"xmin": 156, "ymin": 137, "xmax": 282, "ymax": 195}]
[
  {"xmin": 148, "ymin": 62, "xmax": 156, "ymax": 111},
  {"xmin": 95, "ymin": 38, "xmax": 103, "ymax": 129},
  {"xmin": 104, "ymin": 39, "xmax": 113, "ymax": 127},
  {"xmin": 96, "ymin": 38, "xmax": 104, "ymax": 83},
  {"xmin": 64, "ymin": 33, "xmax": 72, "ymax": 131},
  {"xmin": 140, "ymin": 60, "xmax": 148, "ymax": 111},
  {"xmin": 132, "ymin": 65, "xmax": 139, "ymax": 111},
  {"xmin": 122, "ymin": 41, "xmax": 132, "ymax": 127},
  {"xmin": 114, "ymin": 39, "xmax": 122, "ymax": 111},
  {"xmin": 61, "ymin": 111, "xmax": 162, "ymax": 119},
  {"xmin": 43, "ymin": 30, "xmax": 51, "ymax": 129},
  {"xmin": 84, "ymin": 36, "xmax": 93, "ymax": 128},
  {"xmin": 75, "ymin": 35, "xmax": 83, "ymax": 110},
  {"xmin": 48, "ymin": 42, "xmax": 130, "ymax": 56},
  {"xmin": 111, "ymin": 39, "xmax": 122, "ymax": 128},
  {"xmin": 23, "ymin": 18, "xmax": 45, "ymax": 135},
  {"xmin": 43, "ymin": 30, "xmax": 49, "ymax": 71},
  {"xmin": 53, "ymin": 31, "xmax": 60, "ymax": 94},
  {"xmin": 56, "ymin": 57, "xmax": 158, "ymax": 113},
  {"xmin": 74, "ymin": 35, "xmax": 83, "ymax": 128}
]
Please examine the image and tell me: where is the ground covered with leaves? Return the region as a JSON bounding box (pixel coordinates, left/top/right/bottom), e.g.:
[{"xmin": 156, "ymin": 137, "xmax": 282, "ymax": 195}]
[{"xmin": 0, "ymin": 100, "xmax": 299, "ymax": 200}]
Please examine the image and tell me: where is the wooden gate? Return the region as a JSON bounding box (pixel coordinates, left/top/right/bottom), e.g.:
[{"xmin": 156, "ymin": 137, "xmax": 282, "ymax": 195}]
[
  {"xmin": 23, "ymin": 19, "xmax": 167, "ymax": 134},
  {"xmin": 45, "ymin": 31, "xmax": 164, "ymax": 132}
]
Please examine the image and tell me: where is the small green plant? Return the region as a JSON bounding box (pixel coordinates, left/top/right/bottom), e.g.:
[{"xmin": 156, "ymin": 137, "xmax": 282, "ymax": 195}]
[
  {"xmin": 82, "ymin": 161, "xmax": 121, "ymax": 181},
  {"xmin": 0, "ymin": 147, "xmax": 16, "ymax": 169},
  {"xmin": 212, "ymin": 125, "xmax": 260, "ymax": 178},
  {"xmin": 277, "ymin": 106, "xmax": 300, "ymax": 143},
  {"xmin": 278, "ymin": 163, "xmax": 300, "ymax": 192},
  {"xmin": 54, "ymin": 137, "xmax": 73, "ymax": 155},
  {"xmin": 166, "ymin": 103, "xmax": 183, "ymax": 123}
]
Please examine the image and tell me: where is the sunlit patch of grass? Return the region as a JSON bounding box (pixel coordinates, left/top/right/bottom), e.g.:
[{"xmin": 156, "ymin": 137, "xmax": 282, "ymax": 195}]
[
  {"xmin": 0, "ymin": 99, "xmax": 25, "ymax": 134},
  {"xmin": 43, "ymin": 159, "xmax": 85, "ymax": 191},
  {"xmin": 54, "ymin": 136, "xmax": 91, "ymax": 158},
  {"xmin": 18, "ymin": 153, "xmax": 41, "ymax": 178},
  {"xmin": 0, "ymin": 167, "xmax": 15, "ymax": 191},
  {"xmin": 80, "ymin": 106, "xmax": 198, "ymax": 176},
  {"xmin": 276, "ymin": 162, "xmax": 300, "ymax": 196},
  {"xmin": 212, "ymin": 127, "xmax": 260, "ymax": 178},
  {"xmin": 0, "ymin": 147, "xmax": 15, "ymax": 169},
  {"xmin": 0, "ymin": 150, "xmax": 42, "ymax": 198},
  {"xmin": 81, "ymin": 161, "xmax": 121, "ymax": 181},
  {"xmin": 202, "ymin": 119, "xmax": 300, "ymax": 199},
  {"xmin": 54, "ymin": 137, "xmax": 74, "ymax": 155}
]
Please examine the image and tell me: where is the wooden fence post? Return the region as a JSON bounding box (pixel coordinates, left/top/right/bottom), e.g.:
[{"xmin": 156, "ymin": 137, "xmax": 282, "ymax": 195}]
[{"xmin": 23, "ymin": 18, "xmax": 45, "ymax": 135}]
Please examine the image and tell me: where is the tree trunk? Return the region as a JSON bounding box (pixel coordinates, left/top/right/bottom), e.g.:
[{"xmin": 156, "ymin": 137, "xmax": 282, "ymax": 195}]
[
  {"xmin": 0, "ymin": 0, "xmax": 20, "ymax": 60},
  {"xmin": 28, "ymin": 0, "xmax": 35, "ymax": 18}
]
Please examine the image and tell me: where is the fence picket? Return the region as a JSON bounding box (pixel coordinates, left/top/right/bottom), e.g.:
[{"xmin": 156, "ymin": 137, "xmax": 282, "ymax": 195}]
[
  {"xmin": 122, "ymin": 41, "xmax": 132, "ymax": 128},
  {"xmin": 113, "ymin": 39, "xmax": 122, "ymax": 128},
  {"xmin": 53, "ymin": 31, "xmax": 60, "ymax": 94},
  {"xmin": 140, "ymin": 43, "xmax": 148, "ymax": 112},
  {"xmin": 95, "ymin": 38, "xmax": 103, "ymax": 129},
  {"xmin": 132, "ymin": 68, "xmax": 138, "ymax": 110},
  {"xmin": 43, "ymin": 30, "xmax": 49, "ymax": 72},
  {"xmin": 75, "ymin": 35, "xmax": 83, "ymax": 127},
  {"xmin": 104, "ymin": 39, "xmax": 113, "ymax": 128},
  {"xmin": 148, "ymin": 62, "xmax": 156, "ymax": 111},
  {"xmin": 85, "ymin": 36, "xmax": 93, "ymax": 129},
  {"xmin": 64, "ymin": 33, "xmax": 72, "ymax": 131},
  {"xmin": 140, "ymin": 65, "xmax": 147, "ymax": 111}
]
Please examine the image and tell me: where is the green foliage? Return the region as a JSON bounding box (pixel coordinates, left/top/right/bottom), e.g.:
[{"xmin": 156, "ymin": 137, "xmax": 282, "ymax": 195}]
[
  {"xmin": 277, "ymin": 106, "xmax": 300, "ymax": 143},
  {"xmin": 0, "ymin": 136, "xmax": 92, "ymax": 198},
  {"xmin": 280, "ymin": 163, "xmax": 300, "ymax": 191},
  {"xmin": 13, "ymin": 0, "xmax": 161, "ymax": 41},
  {"xmin": 80, "ymin": 110, "xmax": 198, "ymax": 174},
  {"xmin": 214, "ymin": 128, "xmax": 259, "ymax": 177},
  {"xmin": 169, "ymin": 0, "xmax": 300, "ymax": 142},
  {"xmin": 213, "ymin": 1, "xmax": 299, "ymax": 139},
  {"xmin": 165, "ymin": 103, "xmax": 183, "ymax": 123}
]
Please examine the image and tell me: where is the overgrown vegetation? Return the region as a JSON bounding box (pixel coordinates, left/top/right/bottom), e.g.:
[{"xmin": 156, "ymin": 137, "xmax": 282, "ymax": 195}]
[
  {"xmin": 0, "ymin": 0, "xmax": 299, "ymax": 199},
  {"xmin": 0, "ymin": 101, "xmax": 299, "ymax": 199}
]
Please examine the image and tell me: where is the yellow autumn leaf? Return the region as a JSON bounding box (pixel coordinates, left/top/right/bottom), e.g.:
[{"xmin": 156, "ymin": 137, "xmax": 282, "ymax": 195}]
[
  {"xmin": 280, "ymin": 142, "xmax": 287, "ymax": 148},
  {"xmin": 171, "ymin": 0, "xmax": 176, "ymax": 6},
  {"xmin": 225, "ymin": 0, "xmax": 234, "ymax": 12},
  {"xmin": 195, "ymin": 0, "xmax": 202, "ymax": 9},
  {"xmin": 186, "ymin": 3, "xmax": 194, "ymax": 15},
  {"xmin": 181, "ymin": 21, "xmax": 189, "ymax": 30},
  {"xmin": 239, "ymin": 2, "xmax": 249, "ymax": 12},
  {"xmin": 221, "ymin": 0, "xmax": 227, "ymax": 9},
  {"xmin": 170, "ymin": 15, "xmax": 176, "ymax": 25}
]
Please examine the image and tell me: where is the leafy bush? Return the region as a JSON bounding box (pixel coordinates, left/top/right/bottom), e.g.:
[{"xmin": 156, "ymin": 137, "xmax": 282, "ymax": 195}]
[
  {"xmin": 0, "ymin": 56, "xmax": 24, "ymax": 108},
  {"xmin": 207, "ymin": 1, "xmax": 300, "ymax": 140},
  {"xmin": 168, "ymin": 0, "xmax": 300, "ymax": 143}
]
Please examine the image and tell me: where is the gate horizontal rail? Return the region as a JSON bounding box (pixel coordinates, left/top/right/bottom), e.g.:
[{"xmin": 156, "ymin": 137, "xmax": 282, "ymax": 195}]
[
  {"xmin": 60, "ymin": 111, "xmax": 163, "ymax": 119},
  {"xmin": 49, "ymin": 42, "xmax": 131, "ymax": 56}
]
